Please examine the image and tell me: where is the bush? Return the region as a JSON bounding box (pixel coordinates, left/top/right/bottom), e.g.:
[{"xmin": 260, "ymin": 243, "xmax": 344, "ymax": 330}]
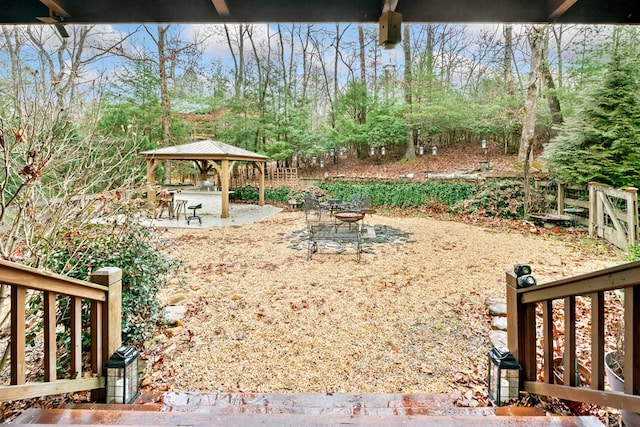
[
  {"xmin": 43, "ymin": 220, "xmax": 184, "ymax": 344},
  {"xmin": 628, "ymin": 245, "xmax": 640, "ymax": 261},
  {"xmin": 317, "ymin": 182, "xmax": 475, "ymax": 207},
  {"xmin": 234, "ymin": 186, "xmax": 291, "ymax": 203},
  {"xmin": 450, "ymin": 179, "xmax": 547, "ymax": 219}
]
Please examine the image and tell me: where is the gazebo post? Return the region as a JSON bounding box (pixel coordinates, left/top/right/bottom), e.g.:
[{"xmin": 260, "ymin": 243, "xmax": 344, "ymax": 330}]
[
  {"xmin": 146, "ymin": 159, "xmax": 157, "ymax": 207},
  {"xmin": 258, "ymin": 162, "xmax": 265, "ymax": 207},
  {"xmin": 220, "ymin": 159, "xmax": 230, "ymax": 218}
]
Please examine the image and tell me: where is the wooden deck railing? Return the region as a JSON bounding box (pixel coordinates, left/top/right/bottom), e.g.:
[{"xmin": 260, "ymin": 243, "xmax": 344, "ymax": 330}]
[
  {"xmin": 0, "ymin": 260, "xmax": 122, "ymax": 402},
  {"xmin": 507, "ymin": 260, "xmax": 640, "ymax": 414}
]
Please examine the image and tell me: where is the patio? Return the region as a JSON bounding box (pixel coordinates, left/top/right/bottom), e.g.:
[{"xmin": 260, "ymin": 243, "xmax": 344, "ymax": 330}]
[{"xmin": 146, "ymin": 190, "xmax": 281, "ymax": 229}]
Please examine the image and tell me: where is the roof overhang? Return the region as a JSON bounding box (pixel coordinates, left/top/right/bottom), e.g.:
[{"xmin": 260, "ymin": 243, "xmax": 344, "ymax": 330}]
[{"xmin": 6, "ymin": 0, "xmax": 640, "ymax": 25}]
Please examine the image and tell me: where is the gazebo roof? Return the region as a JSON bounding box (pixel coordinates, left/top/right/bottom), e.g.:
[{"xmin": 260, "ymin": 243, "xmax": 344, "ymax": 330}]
[{"xmin": 140, "ymin": 140, "xmax": 268, "ymax": 162}]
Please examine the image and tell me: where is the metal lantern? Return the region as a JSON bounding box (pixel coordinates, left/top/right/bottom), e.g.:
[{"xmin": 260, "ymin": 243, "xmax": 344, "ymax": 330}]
[
  {"xmin": 319, "ymin": 159, "xmax": 325, "ymax": 168},
  {"xmin": 105, "ymin": 345, "xmax": 140, "ymax": 404},
  {"xmin": 487, "ymin": 347, "xmax": 521, "ymax": 405},
  {"xmin": 312, "ymin": 156, "xmax": 317, "ymax": 165},
  {"xmin": 431, "ymin": 145, "xmax": 437, "ymax": 156},
  {"xmin": 339, "ymin": 147, "xmax": 346, "ymax": 156},
  {"xmin": 330, "ymin": 148, "xmax": 335, "ymax": 156},
  {"xmin": 369, "ymin": 146, "xmax": 375, "ymax": 156},
  {"xmin": 381, "ymin": 146, "xmax": 386, "ymax": 156},
  {"xmin": 482, "ymin": 139, "xmax": 487, "ymax": 150},
  {"xmin": 418, "ymin": 146, "xmax": 424, "ymax": 155}
]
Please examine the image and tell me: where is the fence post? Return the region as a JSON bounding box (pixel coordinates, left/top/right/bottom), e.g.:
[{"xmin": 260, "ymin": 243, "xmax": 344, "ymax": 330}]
[
  {"xmin": 589, "ymin": 182, "xmax": 598, "ymax": 238},
  {"xmin": 625, "ymin": 187, "xmax": 638, "ymax": 247},
  {"xmin": 557, "ymin": 183, "xmax": 565, "ymax": 214}
]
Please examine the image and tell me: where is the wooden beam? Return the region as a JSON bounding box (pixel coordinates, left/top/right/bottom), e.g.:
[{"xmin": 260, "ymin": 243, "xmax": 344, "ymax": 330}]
[
  {"xmin": 525, "ymin": 381, "xmax": 640, "ymax": 412},
  {"xmin": 0, "ymin": 378, "xmax": 104, "ymax": 402},
  {"xmin": 519, "ymin": 260, "xmax": 640, "ymax": 304},
  {"xmin": 70, "ymin": 296, "xmax": 82, "ymax": 379},
  {"xmin": 10, "ymin": 286, "xmax": 26, "ymax": 385},
  {"xmin": 548, "ymin": 0, "xmax": 578, "ymax": 20},
  {"xmin": 0, "ymin": 260, "xmax": 107, "ymax": 301},
  {"xmin": 211, "ymin": 0, "xmax": 230, "ymax": 16},
  {"xmin": 43, "ymin": 292, "xmax": 57, "ymax": 382}
]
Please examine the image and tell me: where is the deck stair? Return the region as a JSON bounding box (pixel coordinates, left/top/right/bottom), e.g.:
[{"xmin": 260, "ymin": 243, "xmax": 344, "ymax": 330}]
[{"xmin": 8, "ymin": 392, "xmax": 604, "ymax": 426}]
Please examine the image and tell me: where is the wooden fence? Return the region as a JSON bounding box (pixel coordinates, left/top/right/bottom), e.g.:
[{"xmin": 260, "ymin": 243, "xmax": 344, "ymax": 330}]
[
  {"xmin": 540, "ymin": 182, "xmax": 638, "ymax": 250},
  {"xmin": 0, "ymin": 261, "xmax": 122, "ymax": 402}
]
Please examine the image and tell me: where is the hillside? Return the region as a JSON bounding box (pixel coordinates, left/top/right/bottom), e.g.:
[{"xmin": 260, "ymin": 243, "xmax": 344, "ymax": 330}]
[{"xmin": 300, "ymin": 142, "xmax": 535, "ymax": 181}]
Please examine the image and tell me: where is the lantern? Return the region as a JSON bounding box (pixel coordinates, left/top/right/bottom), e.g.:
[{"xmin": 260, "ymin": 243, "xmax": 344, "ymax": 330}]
[
  {"xmin": 105, "ymin": 345, "xmax": 140, "ymax": 404},
  {"xmin": 487, "ymin": 347, "xmax": 521, "ymax": 405},
  {"xmin": 339, "ymin": 147, "xmax": 346, "ymax": 156},
  {"xmin": 431, "ymin": 145, "xmax": 437, "ymax": 156},
  {"xmin": 312, "ymin": 156, "xmax": 317, "ymax": 165},
  {"xmin": 330, "ymin": 148, "xmax": 335, "ymax": 156},
  {"xmin": 482, "ymin": 139, "xmax": 487, "ymax": 150},
  {"xmin": 381, "ymin": 147, "xmax": 386, "ymax": 156},
  {"xmin": 418, "ymin": 146, "xmax": 424, "ymax": 156},
  {"xmin": 319, "ymin": 159, "xmax": 325, "ymax": 168},
  {"xmin": 369, "ymin": 146, "xmax": 375, "ymax": 156}
]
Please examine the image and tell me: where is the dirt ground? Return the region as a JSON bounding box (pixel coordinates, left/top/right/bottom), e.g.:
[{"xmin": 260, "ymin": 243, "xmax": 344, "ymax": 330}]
[{"xmin": 150, "ymin": 210, "xmax": 624, "ymax": 396}]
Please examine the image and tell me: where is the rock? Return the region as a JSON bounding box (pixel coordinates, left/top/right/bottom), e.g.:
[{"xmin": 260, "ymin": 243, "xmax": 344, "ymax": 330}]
[
  {"xmin": 489, "ymin": 330, "xmax": 508, "ymax": 348},
  {"xmin": 488, "ymin": 302, "xmax": 507, "ymax": 316},
  {"xmin": 485, "ymin": 296, "xmax": 505, "ymax": 306},
  {"xmin": 491, "ymin": 316, "xmax": 508, "ymax": 331},
  {"xmin": 164, "ymin": 305, "xmax": 187, "ymax": 325},
  {"xmin": 164, "ymin": 326, "xmax": 184, "ymax": 337}
]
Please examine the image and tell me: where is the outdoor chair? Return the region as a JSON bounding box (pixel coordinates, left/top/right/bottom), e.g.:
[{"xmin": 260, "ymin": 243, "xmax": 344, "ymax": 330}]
[
  {"xmin": 187, "ymin": 203, "xmax": 202, "ymax": 225},
  {"xmin": 304, "ymin": 196, "xmax": 327, "ymax": 223}
]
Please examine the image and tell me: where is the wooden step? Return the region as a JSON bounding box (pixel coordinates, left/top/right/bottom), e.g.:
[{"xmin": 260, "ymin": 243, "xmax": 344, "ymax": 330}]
[{"xmin": 10, "ymin": 408, "xmax": 605, "ymax": 426}]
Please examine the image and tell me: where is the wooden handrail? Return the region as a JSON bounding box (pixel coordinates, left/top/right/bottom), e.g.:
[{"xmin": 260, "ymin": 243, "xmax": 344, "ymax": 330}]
[
  {"xmin": 0, "ymin": 260, "xmax": 122, "ymax": 403},
  {"xmin": 506, "ymin": 260, "xmax": 640, "ymax": 414}
]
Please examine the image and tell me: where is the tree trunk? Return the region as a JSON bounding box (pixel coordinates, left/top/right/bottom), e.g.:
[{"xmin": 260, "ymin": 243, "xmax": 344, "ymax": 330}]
[
  {"xmin": 503, "ymin": 24, "xmax": 515, "ymax": 96},
  {"xmin": 520, "ymin": 24, "xmax": 545, "ymax": 217},
  {"xmin": 157, "ymin": 24, "xmax": 172, "ymax": 184},
  {"xmin": 357, "ymin": 23, "xmax": 367, "ymax": 125},
  {"xmin": 542, "ymin": 30, "xmax": 563, "ymax": 137},
  {"xmin": 518, "ymin": 25, "xmax": 545, "ymax": 164},
  {"xmin": 402, "ymin": 24, "xmax": 417, "ymax": 162}
]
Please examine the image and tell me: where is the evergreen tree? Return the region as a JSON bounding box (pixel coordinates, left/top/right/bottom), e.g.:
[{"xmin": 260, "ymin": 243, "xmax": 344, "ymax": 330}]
[{"xmin": 544, "ymin": 50, "xmax": 640, "ymax": 188}]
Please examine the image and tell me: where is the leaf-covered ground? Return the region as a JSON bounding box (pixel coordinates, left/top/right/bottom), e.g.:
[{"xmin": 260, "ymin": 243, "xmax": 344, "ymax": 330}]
[{"xmin": 147, "ymin": 211, "xmax": 624, "ymax": 409}]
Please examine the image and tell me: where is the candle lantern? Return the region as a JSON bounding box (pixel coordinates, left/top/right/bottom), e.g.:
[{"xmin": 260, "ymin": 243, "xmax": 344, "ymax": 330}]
[
  {"xmin": 330, "ymin": 148, "xmax": 335, "ymax": 156},
  {"xmin": 105, "ymin": 345, "xmax": 140, "ymax": 404},
  {"xmin": 482, "ymin": 139, "xmax": 487, "ymax": 150},
  {"xmin": 418, "ymin": 146, "xmax": 424, "ymax": 156},
  {"xmin": 431, "ymin": 145, "xmax": 438, "ymax": 156},
  {"xmin": 319, "ymin": 159, "xmax": 325, "ymax": 168},
  {"xmin": 369, "ymin": 146, "xmax": 375, "ymax": 156},
  {"xmin": 487, "ymin": 347, "xmax": 521, "ymax": 405},
  {"xmin": 339, "ymin": 147, "xmax": 346, "ymax": 156},
  {"xmin": 312, "ymin": 156, "xmax": 317, "ymax": 165},
  {"xmin": 381, "ymin": 147, "xmax": 386, "ymax": 156}
]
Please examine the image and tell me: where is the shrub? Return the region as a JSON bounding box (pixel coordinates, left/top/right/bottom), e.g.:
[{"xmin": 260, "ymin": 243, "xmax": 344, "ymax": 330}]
[
  {"xmin": 43, "ymin": 220, "xmax": 184, "ymax": 344},
  {"xmin": 450, "ymin": 179, "xmax": 547, "ymax": 219},
  {"xmin": 317, "ymin": 182, "xmax": 475, "ymax": 207}
]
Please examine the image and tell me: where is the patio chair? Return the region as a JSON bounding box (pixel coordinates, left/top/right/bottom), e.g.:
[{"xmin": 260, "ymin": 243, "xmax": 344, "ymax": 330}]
[{"xmin": 303, "ymin": 196, "xmax": 326, "ymax": 223}]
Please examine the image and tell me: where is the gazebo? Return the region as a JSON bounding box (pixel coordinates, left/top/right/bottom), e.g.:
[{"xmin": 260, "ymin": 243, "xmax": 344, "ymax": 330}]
[{"xmin": 140, "ymin": 140, "xmax": 269, "ymax": 218}]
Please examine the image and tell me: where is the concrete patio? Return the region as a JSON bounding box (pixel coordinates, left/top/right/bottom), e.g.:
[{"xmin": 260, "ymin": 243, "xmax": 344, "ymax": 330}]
[{"xmin": 146, "ymin": 190, "xmax": 282, "ymax": 229}]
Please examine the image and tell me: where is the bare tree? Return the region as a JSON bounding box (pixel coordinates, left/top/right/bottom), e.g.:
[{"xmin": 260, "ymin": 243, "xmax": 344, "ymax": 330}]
[
  {"xmin": 402, "ymin": 23, "xmax": 417, "ymax": 162},
  {"xmin": 519, "ymin": 24, "xmax": 545, "ymax": 217}
]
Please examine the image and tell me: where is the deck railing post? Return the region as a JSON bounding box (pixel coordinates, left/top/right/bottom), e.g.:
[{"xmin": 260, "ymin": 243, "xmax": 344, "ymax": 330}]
[
  {"xmin": 90, "ymin": 267, "xmax": 122, "ymax": 401},
  {"xmin": 506, "ymin": 270, "xmax": 537, "ymax": 387}
]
